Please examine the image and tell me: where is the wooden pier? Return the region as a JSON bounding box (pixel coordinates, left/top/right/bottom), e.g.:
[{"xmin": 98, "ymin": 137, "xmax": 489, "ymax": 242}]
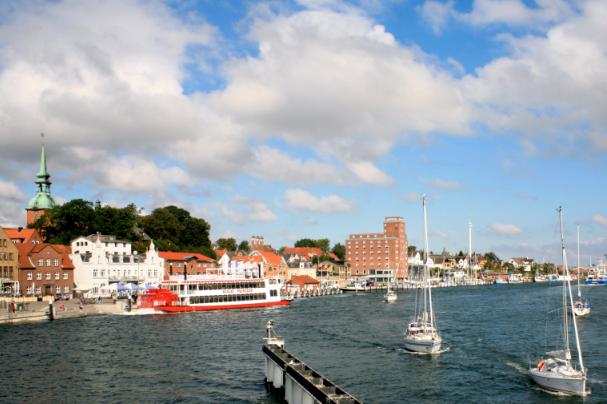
[{"xmin": 263, "ymin": 321, "xmax": 362, "ymax": 404}]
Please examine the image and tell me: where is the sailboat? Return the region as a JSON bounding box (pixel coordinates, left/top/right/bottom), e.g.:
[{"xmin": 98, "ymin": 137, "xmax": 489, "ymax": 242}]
[
  {"xmin": 384, "ymin": 243, "xmax": 398, "ymax": 303},
  {"xmin": 384, "ymin": 284, "xmax": 397, "ymax": 303},
  {"xmin": 404, "ymin": 195, "xmax": 442, "ymax": 354},
  {"xmin": 529, "ymin": 207, "xmax": 589, "ymax": 396},
  {"xmin": 573, "ymin": 225, "xmax": 591, "ymax": 317}
]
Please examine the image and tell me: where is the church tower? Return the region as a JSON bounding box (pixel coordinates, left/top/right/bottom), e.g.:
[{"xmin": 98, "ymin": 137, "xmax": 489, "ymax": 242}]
[{"xmin": 26, "ymin": 135, "xmax": 56, "ymax": 225}]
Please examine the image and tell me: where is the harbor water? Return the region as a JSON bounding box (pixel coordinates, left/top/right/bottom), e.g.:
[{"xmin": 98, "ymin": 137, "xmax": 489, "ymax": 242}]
[{"xmin": 1, "ymin": 283, "xmax": 606, "ymax": 403}]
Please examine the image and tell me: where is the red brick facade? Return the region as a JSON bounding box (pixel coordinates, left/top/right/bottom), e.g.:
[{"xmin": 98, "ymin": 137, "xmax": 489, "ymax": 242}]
[
  {"xmin": 345, "ymin": 216, "xmax": 408, "ymax": 279},
  {"xmin": 17, "ymin": 243, "xmax": 74, "ymax": 297}
]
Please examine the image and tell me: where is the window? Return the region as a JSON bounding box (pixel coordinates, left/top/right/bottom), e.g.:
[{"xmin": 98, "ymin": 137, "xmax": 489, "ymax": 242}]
[
  {"xmin": 27, "ymin": 272, "xmax": 32, "ymax": 280},
  {"xmin": 93, "ymin": 269, "xmax": 98, "ymax": 278},
  {"xmin": 63, "ymin": 272, "xmax": 69, "ymax": 280},
  {"xmin": 55, "ymin": 273, "xmax": 60, "ymax": 280},
  {"xmin": 54, "ymin": 259, "xmax": 59, "ymax": 266},
  {"xmin": 46, "ymin": 259, "xmax": 51, "ymax": 267},
  {"xmin": 64, "ymin": 286, "xmax": 69, "ymax": 293},
  {"xmin": 46, "ymin": 272, "xmax": 51, "ymax": 280},
  {"xmin": 37, "ymin": 272, "xmax": 42, "ymax": 280},
  {"xmin": 37, "ymin": 259, "xmax": 43, "ymax": 266},
  {"xmin": 100, "ymin": 270, "xmax": 105, "ymax": 277}
]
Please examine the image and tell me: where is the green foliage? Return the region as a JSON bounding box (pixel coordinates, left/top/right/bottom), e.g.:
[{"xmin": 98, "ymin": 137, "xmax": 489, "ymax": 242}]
[
  {"xmin": 30, "ymin": 199, "xmax": 212, "ymax": 255},
  {"xmin": 294, "ymin": 238, "xmax": 330, "ymax": 252},
  {"xmin": 331, "ymin": 243, "xmax": 345, "ymax": 261},
  {"xmin": 140, "ymin": 205, "xmax": 211, "ymax": 252},
  {"xmin": 407, "ymin": 245, "xmax": 417, "ymax": 255},
  {"xmin": 31, "ymin": 199, "xmax": 96, "ymax": 244},
  {"xmin": 294, "ymin": 238, "xmax": 316, "ymax": 248},
  {"xmin": 238, "ymin": 240, "xmax": 250, "ymax": 252},
  {"xmin": 216, "ymin": 237, "xmax": 237, "ymax": 252}
]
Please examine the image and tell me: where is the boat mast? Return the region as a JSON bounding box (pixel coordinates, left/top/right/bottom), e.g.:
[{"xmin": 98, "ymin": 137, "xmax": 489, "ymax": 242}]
[
  {"xmin": 468, "ymin": 221, "xmax": 472, "ymax": 279},
  {"xmin": 423, "ymin": 195, "xmax": 434, "ymax": 328},
  {"xmin": 559, "ymin": 207, "xmax": 585, "ymax": 372},
  {"xmin": 577, "ymin": 225, "xmax": 581, "ymax": 298}
]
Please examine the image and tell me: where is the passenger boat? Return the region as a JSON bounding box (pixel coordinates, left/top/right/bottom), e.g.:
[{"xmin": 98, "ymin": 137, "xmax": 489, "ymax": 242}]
[{"xmin": 138, "ymin": 275, "xmax": 290, "ymax": 312}]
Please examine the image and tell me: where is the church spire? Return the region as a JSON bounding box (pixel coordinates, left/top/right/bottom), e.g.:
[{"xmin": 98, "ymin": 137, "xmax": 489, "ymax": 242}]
[
  {"xmin": 26, "ymin": 134, "xmax": 56, "ymax": 225},
  {"xmin": 37, "ymin": 133, "xmax": 49, "ymax": 180}
]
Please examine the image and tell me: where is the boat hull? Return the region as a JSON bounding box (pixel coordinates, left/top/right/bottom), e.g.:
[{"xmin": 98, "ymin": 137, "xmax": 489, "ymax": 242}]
[
  {"xmin": 403, "ymin": 336, "xmax": 442, "ymax": 354},
  {"xmin": 529, "ymin": 368, "xmax": 588, "ymax": 396},
  {"xmin": 159, "ymin": 299, "xmax": 291, "ymax": 312}
]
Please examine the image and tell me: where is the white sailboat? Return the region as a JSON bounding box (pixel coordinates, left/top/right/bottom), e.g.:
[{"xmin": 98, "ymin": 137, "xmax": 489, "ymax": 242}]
[
  {"xmin": 404, "ymin": 195, "xmax": 442, "ymax": 354},
  {"xmin": 573, "ymin": 225, "xmax": 591, "ymax": 317},
  {"xmin": 529, "ymin": 207, "xmax": 589, "ymax": 396},
  {"xmin": 384, "ymin": 285, "xmax": 397, "ymax": 303},
  {"xmin": 384, "ymin": 239, "xmax": 398, "ymax": 303}
]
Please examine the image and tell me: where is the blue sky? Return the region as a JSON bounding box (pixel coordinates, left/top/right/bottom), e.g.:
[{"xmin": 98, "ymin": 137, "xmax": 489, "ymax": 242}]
[{"xmin": 0, "ymin": 0, "xmax": 606, "ymax": 264}]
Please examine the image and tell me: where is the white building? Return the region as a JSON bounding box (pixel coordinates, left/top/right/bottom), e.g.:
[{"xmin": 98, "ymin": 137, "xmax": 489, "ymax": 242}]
[{"xmin": 70, "ymin": 234, "xmax": 164, "ymax": 296}]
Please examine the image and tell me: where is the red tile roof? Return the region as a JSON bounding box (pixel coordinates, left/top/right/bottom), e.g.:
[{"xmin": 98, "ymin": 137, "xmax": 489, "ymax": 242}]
[
  {"xmin": 231, "ymin": 255, "xmax": 263, "ymax": 264},
  {"xmin": 256, "ymin": 250, "xmax": 283, "ymax": 266},
  {"xmin": 215, "ymin": 249, "xmax": 228, "ymax": 257},
  {"xmin": 159, "ymin": 251, "xmax": 214, "ymax": 262},
  {"xmin": 283, "ymin": 247, "xmax": 324, "ymax": 257},
  {"xmin": 289, "ymin": 275, "xmax": 320, "ymax": 286},
  {"xmin": 4, "ymin": 227, "xmax": 39, "ymax": 243}
]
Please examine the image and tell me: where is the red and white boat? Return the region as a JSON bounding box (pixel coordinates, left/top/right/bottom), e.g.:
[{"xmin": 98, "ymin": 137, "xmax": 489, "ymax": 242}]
[{"xmin": 137, "ymin": 275, "xmax": 291, "ymax": 313}]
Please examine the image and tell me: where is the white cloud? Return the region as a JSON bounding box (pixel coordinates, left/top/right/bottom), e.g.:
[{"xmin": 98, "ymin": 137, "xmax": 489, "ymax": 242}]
[
  {"xmin": 0, "ymin": 179, "xmax": 28, "ymax": 226},
  {"xmin": 461, "ymin": 1, "xmax": 607, "ymax": 150},
  {"xmin": 456, "ymin": 0, "xmax": 575, "ymax": 28},
  {"xmin": 431, "ymin": 230, "xmax": 448, "ymax": 239},
  {"xmin": 419, "ymin": 0, "xmax": 455, "ymax": 35},
  {"xmin": 248, "ymin": 146, "xmax": 344, "ymax": 184},
  {"xmin": 402, "ymin": 192, "xmax": 421, "ymax": 202},
  {"xmin": 210, "ymin": 8, "xmax": 471, "ymax": 164},
  {"xmin": 491, "ymin": 223, "xmax": 523, "ymax": 235},
  {"xmin": 284, "ymin": 188, "xmax": 352, "ymax": 213},
  {"xmin": 432, "ymin": 178, "xmax": 463, "ymax": 190},
  {"xmin": 220, "ymin": 195, "xmax": 278, "ymax": 224},
  {"xmin": 592, "ymin": 215, "xmax": 607, "ymax": 228}
]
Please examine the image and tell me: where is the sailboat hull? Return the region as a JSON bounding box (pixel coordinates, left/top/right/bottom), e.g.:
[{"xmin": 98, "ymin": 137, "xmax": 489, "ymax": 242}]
[
  {"xmin": 404, "ymin": 335, "xmax": 442, "ymax": 354},
  {"xmin": 574, "ymin": 307, "xmax": 591, "ymax": 317},
  {"xmin": 529, "ymin": 367, "xmax": 588, "ymax": 396}
]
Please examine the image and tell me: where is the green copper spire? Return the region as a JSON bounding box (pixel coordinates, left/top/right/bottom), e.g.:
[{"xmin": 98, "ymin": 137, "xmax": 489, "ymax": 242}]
[
  {"xmin": 27, "ymin": 133, "xmax": 56, "ymax": 210},
  {"xmin": 37, "ymin": 136, "xmax": 48, "ymax": 178}
]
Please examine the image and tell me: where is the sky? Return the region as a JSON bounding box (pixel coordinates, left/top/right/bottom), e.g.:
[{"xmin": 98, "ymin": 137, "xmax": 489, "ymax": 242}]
[{"xmin": 0, "ymin": 0, "xmax": 606, "ymax": 264}]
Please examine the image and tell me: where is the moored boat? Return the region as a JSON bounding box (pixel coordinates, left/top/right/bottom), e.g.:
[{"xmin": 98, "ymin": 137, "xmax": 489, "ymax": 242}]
[{"xmin": 139, "ymin": 275, "xmax": 290, "ymax": 312}]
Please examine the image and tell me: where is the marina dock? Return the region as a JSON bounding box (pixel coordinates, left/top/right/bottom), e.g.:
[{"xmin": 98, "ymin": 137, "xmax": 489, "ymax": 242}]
[{"xmin": 262, "ymin": 320, "xmax": 362, "ymax": 404}]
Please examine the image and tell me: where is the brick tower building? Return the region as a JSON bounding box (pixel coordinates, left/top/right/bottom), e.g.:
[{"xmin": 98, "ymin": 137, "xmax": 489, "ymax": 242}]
[{"xmin": 345, "ymin": 217, "xmax": 408, "ymax": 280}]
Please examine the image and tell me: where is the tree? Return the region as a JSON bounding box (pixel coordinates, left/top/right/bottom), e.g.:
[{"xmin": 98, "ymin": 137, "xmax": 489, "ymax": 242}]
[
  {"xmin": 216, "ymin": 238, "xmax": 237, "ymax": 251},
  {"xmin": 140, "ymin": 205, "xmax": 211, "ymax": 252},
  {"xmin": 294, "ymin": 238, "xmax": 316, "ymax": 248},
  {"xmin": 331, "ymin": 243, "xmax": 345, "ymax": 261},
  {"xmin": 407, "ymin": 245, "xmax": 417, "ymax": 256},
  {"xmin": 483, "ymin": 252, "xmax": 501, "ymax": 271},
  {"xmin": 238, "ymin": 240, "xmax": 250, "ymax": 252},
  {"xmin": 315, "ymin": 238, "xmax": 330, "ymax": 253},
  {"xmin": 31, "ymin": 199, "xmax": 95, "ymax": 244}
]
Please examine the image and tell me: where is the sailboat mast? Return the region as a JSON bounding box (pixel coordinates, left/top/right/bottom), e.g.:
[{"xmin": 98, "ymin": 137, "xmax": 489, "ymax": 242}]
[
  {"xmin": 577, "ymin": 225, "xmax": 581, "ymax": 297},
  {"xmin": 468, "ymin": 221, "xmax": 472, "ymax": 278},
  {"xmin": 423, "ymin": 195, "xmax": 434, "ymax": 328},
  {"xmin": 559, "ymin": 207, "xmax": 585, "ymax": 372}
]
